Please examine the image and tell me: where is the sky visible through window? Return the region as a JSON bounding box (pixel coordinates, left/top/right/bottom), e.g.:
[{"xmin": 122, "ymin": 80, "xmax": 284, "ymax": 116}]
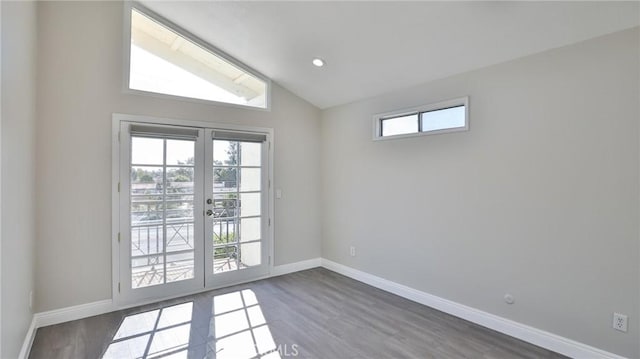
[
  {"xmin": 130, "ymin": 137, "xmax": 234, "ymax": 166},
  {"xmin": 381, "ymin": 105, "xmax": 466, "ymax": 137},
  {"xmin": 382, "ymin": 114, "xmax": 418, "ymax": 137},
  {"xmin": 131, "ymin": 137, "xmax": 196, "ymax": 165},
  {"xmin": 421, "ymin": 106, "xmax": 465, "ymax": 131}
]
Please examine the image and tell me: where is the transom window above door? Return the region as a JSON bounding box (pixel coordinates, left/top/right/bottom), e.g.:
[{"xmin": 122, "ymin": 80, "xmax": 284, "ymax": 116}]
[{"xmin": 126, "ymin": 4, "xmax": 270, "ymax": 109}]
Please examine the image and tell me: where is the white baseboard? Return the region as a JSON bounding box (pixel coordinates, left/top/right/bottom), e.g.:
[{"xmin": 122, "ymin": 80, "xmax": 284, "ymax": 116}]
[
  {"xmin": 35, "ymin": 299, "xmax": 115, "ymax": 328},
  {"xmin": 271, "ymin": 257, "xmax": 321, "ymax": 276},
  {"xmin": 320, "ymin": 258, "xmax": 625, "ymax": 359},
  {"xmin": 18, "ymin": 299, "xmax": 114, "ymax": 359},
  {"xmin": 20, "ymin": 257, "xmax": 623, "ymax": 359},
  {"xmin": 17, "ymin": 316, "xmax": 36, "ymax": 359}
]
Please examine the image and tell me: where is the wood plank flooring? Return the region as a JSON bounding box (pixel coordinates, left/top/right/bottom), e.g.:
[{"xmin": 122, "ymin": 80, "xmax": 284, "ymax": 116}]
[{"xmin": 29, "ymin": 268, "xmax": 566, "ymax": 359}]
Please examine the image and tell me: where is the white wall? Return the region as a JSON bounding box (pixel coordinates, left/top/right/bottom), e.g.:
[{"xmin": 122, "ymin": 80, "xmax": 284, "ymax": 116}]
[
  {"xmin": 321, "ymin": 28, "xmax": 639, "ymax": 358},
  {"xmin": 35, "ymin": 1, "xmax": 321, "ymax": 312},
  {"xmin": 1, "ymin": 1, "xmax": 37, "ymax": 357}
]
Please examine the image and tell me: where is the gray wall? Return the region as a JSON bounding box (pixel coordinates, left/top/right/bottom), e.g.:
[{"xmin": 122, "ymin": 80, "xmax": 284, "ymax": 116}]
[
  {"xmin": 321, "ymin": 28, "xmax": 639, "ymax": 358},
  {"xmin": 35, "ymin": 1, "xmax": 322, "ymax": 312},
  {"xmin": 1, "ymin": 1, "xmax": 37, "ymax": 358},
  {"xmin": 16, "ymin": 2, "xmax": 640, "ymax": 357}
]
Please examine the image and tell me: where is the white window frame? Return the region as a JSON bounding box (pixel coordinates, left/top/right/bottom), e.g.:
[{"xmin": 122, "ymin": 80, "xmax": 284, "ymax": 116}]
[
  {"xmin": 122, "ymin": 2, "xmax": 272, "ymax": 111},
  {"xmin": 111, "ymin": 113, "xmax": 275, "ymax": 308},
  {"xmin": 372, "ymin": 96, "xmax": 469, "ymax": 141}
]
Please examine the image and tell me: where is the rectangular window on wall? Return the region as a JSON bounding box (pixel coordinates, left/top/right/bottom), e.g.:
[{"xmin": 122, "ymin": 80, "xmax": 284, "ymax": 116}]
[{"xmin": 374, "ymin": 97, "xmax": 469, "ymax": 140}]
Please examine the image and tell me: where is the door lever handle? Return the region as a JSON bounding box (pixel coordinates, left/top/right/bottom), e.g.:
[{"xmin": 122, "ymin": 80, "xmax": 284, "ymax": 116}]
[{"xmin": 206, "ymin": 209, "xmax": 214, "ymax": 217}]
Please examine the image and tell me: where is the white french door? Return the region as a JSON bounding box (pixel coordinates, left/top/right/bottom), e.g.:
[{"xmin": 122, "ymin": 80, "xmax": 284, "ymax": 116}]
[
  {"xmin": 117, "ymin": 120, "xmax": 271, "ymax": 304},
  {"xmin": 204, "ymin": 129, "xmax": 270, "ymax": 287}
]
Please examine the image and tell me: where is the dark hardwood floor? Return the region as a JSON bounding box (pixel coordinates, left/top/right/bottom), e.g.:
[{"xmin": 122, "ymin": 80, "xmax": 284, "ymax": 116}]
[{"xmin": 29, "ymin": 268, "xmax": 566, "ymax": 359}]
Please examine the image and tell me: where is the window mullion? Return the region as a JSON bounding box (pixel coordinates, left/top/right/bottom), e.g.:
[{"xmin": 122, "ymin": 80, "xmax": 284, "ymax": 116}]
[{"xmin": 374, "ymin": 96, "xmax": 469, "ymax": 139}]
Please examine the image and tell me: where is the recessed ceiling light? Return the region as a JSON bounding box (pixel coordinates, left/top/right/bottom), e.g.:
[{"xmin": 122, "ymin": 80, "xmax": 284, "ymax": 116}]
[{"xmin": 312, "ymin": 58, "xmax": 325, "ymax": 67}]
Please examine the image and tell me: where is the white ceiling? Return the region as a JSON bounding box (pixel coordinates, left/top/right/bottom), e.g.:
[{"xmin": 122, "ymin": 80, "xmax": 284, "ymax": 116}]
[{"xmin": 141, "ymin": 1, "xmax": 640, "ymax": 109}]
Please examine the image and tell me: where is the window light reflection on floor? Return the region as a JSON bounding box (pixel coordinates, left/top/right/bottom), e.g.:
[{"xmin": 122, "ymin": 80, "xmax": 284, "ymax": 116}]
[
  {"xmin": 102, "ymin": 302, "xmax": 193, "ymax": 358},
  {"xmin": 102, "ymin": 289, "xmax": 284, "ymax": 359},
  {"xmin": 211, "ymin": 289, "xmax": 281, "ymax": 359}
]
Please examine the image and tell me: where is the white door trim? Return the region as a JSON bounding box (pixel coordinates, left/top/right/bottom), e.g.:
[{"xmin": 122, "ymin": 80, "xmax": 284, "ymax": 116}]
[{"xmin": 111, "ymin": 113, "xmax": 275, "ymax": 307}]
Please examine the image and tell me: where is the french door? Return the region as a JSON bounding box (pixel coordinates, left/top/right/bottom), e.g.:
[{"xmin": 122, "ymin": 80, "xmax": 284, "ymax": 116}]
[{"xmin": 118, "ymin": 121, "xmax": 271, "ymax": 304}]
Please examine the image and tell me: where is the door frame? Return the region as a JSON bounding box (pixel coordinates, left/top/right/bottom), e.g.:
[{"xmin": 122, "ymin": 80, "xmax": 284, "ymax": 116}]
[{"xmin": 111, "ymin": 113, "xmax": 275, "ymax": 307}]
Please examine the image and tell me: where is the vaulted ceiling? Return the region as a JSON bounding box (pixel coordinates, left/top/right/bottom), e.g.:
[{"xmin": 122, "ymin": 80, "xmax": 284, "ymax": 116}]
[{"xmin": 141, "ymin": 1, "xmax": 639, "ymax": 109}]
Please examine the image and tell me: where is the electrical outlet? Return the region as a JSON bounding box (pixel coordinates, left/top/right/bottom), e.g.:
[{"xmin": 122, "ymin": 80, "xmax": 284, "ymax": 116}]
[
  {"xmin": 613, "ymin": 313, "xmax": 628, "ymax": 332},
  {"xmin": 349, "ymin": 246, "xmax": 356, "ymax": 257}
]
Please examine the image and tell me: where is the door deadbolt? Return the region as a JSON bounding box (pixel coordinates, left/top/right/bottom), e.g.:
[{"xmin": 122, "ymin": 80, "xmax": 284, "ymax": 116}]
[{"xmin": 206, "ymin": 198, "xmax": 213, "ymax": 204}]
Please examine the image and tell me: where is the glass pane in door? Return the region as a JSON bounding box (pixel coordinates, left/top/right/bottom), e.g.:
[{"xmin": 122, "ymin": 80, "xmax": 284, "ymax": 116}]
[
  {"xmin": 212, "ymin": 139, "xmax": 263, "ymax": 274},
  {"xmin": 130, "ymin": 137, "xmax": 196, "ymax": 288}
]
